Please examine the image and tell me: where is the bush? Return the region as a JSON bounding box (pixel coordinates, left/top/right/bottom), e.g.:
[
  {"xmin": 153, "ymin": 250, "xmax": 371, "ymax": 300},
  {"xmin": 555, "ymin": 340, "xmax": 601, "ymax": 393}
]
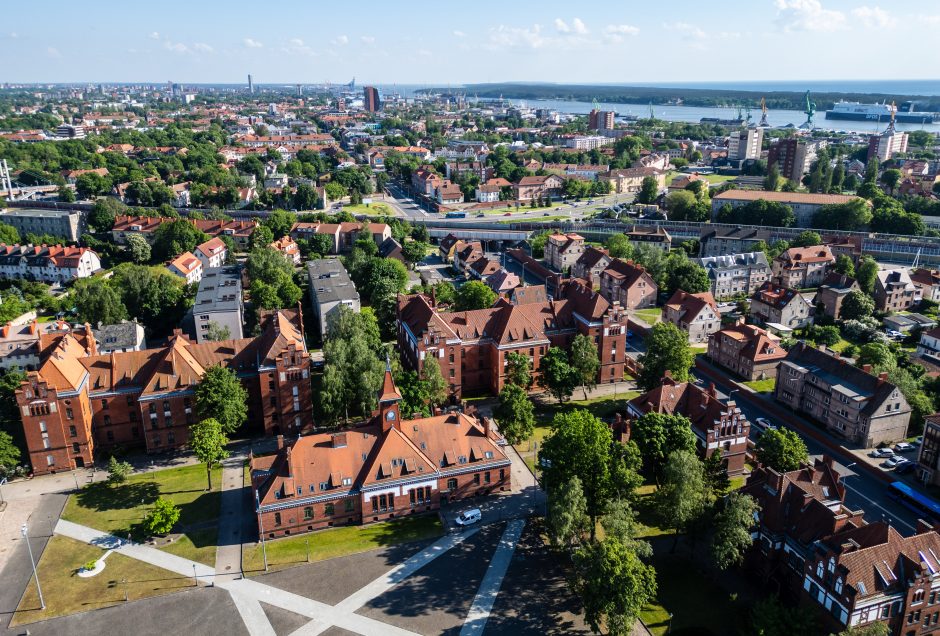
[
  {"xmin": 144, "ymin": 497, "xmax": 181, "ymax": 536},
  {"xmin": 841, "ymin": 344, "xmax": 858, "ymax": 358},
  {"xmin": 107, "ymin": 455, "xmax": 133, "ymax": 484},
  {"xmin": 82, "ymin": 559, "xmax": 98, "ymax": 571}
]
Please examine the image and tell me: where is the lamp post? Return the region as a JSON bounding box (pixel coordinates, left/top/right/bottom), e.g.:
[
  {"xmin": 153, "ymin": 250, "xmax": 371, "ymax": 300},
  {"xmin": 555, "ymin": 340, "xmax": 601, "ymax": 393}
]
[
  {"xmin": 192, "ymin": 563, "xmax": 198, "ymax": 587},
  {"xmin": 122, "ymin": 577, "xmax": 128, "ymax": 602},
  {"xmin": 255, "ymin": 491, "xmax": 268, "ymax": 572},
  {"xmin": 21, "ymin": 523, "xmax": 44, "ymax": 610},
  {"xmin": 0, "ymin": 477, "xmax": 6, "ymax": 505}
]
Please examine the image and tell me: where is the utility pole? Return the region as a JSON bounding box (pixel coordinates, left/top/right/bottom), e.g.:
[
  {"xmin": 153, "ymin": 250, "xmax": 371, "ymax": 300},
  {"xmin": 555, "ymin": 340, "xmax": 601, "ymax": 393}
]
[{"xmin": 21, "ymin": 524, "xmax": 44, "ymax": 609}]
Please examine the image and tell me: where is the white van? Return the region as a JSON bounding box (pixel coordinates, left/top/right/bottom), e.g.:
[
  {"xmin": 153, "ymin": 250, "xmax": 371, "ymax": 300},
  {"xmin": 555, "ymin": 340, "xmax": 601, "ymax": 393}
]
[{"xmin": 455, "ymin": 508, "xmax": 482, "ymax": 526}]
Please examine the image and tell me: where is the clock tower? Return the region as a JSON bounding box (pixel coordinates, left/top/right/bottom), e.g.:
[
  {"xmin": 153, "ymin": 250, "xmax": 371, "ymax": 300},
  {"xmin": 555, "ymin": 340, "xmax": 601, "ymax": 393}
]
[{"xmin": 377, "ymin": 355, "xmax": 402, "ymax": 433}]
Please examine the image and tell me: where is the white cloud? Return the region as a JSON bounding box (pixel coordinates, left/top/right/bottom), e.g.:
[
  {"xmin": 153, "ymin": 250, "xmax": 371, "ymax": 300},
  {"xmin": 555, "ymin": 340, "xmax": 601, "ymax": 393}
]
[
  {"xmin": 664, "ymin": 21, "xmax": 707, "ymax": 39},
  {"xmin": 453, "ymin": 30, "xmax": 466, "ymax": 37},
  {"xmin": 243, "ymin": 38, "xmax": 263, "ymax": 48},
  {"xmin": 9, "ymin": 32, "xmax": 19, "ymax": 39},
  {"xmin": 46, "ymin": 47, "xmax": 61, "ymax": 58},
  {"xmin": 193, "ymin": 42, "xmax": 213, "ymax": 52},
  {"xmin": 488, "ymin": 23, "xmax": 546, "ymax": 50},
  {"xmin": 164, "ymin": 40, "xmax": 189, "ymax": 53},
  {"xmin": 572, "ymin": 18, "xmax": 589, "ymax": 34},
  {"xmin": 554, "ymin": 18, "xmax": 570, "ymax": 33},
  {"xmin": 289, "ymin": 38, "xmax": 304, "ymax": 47},
  {"xmin": 774, "ymin": 0, "xmax": 846, "ymax": 32},
  {"xmin": 149, "ymin": 31, "xmax": 160, "ymax": 40},
  {"xmin": 605, "ymin": 24, "xmax": 640, "ymax": 38},
  {"xmin": 331, "ymin": 34, "xmax": 349, "ymax": 45},
  {"xmin": 361, "ymin": 35, "xmax": 375, "ymax": 45},
  {"xmin": 851, "ymin": 6, "xmax": 896, "ymax": 28},
  {"xmin": 920, "ymin": 14, "xmax": 940, "ymax": 25}
]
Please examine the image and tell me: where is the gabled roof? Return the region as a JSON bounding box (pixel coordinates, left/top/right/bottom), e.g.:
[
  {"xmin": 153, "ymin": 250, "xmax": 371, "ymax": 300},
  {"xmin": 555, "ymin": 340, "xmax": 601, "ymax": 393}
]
[
  {"xmin": 664, "ymin": 290, "xmax": 718, "ymax": 321},
  {"xmin": 751, "ymin": 282, "xmax": 807, "ymax": 309},
  {"xmin": 574, "ymin": 246, "xmax": 611, "ymax": 270},
  {"xmin": 776, "ymin": 245, "xmax": 835, "ymax": 266}
]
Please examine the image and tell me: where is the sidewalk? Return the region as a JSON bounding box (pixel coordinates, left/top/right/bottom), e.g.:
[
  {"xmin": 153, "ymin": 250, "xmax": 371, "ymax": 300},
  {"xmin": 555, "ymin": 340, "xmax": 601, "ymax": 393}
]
[{"xmin": 214, "ymin": 455, "xmax": 248, "ymax": 583}]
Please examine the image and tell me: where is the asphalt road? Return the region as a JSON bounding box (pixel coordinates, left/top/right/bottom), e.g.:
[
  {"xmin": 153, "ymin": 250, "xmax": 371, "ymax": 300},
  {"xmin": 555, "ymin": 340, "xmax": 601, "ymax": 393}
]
[{"xmin": 691, "ymin": 367, "xmax": 923, "ymax": 535}]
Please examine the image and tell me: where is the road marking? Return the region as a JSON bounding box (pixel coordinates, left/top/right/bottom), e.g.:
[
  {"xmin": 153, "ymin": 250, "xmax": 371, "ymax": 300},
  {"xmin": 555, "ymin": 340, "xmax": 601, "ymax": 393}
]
[
  {"xmin": 460, "ymin": 519, "xmax": 526, "ymax": 636},
  {"xmin": 229, "ymin": 590, "xmax": 276, "ymax": 636},
  {"xmin": 842, "ymin": 481, "xmax": 916, "ymax": 534}
]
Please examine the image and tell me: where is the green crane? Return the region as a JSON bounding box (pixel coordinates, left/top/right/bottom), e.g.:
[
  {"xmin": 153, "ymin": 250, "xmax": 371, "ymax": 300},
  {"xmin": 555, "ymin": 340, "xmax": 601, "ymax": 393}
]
[{"xmin": 801, "ymin": 90, "xmax": 816, "ymax": 129}]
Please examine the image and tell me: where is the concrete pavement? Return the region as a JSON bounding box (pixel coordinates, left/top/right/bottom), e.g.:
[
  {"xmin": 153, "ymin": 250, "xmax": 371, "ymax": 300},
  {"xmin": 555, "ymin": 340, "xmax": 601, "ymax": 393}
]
[{"xmin": 216, "ymin": 455, "xmax": 249, "ymax": 582}]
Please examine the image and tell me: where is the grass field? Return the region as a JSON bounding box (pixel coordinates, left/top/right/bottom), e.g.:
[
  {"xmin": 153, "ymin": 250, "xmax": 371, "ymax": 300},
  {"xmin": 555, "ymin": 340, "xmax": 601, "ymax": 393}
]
[
  {"xmin": 633, "ymin": 308, "xmax": 662, "ymax": 325},
  {"xmin": 342, "ymin": 202, "xmax": 393, "ymax": 216},
  {"xmin": 62, "ymin": 463, "xmax": 222, "ymax": 565},
  {"xmin": 12, "ymin": 535, "xmax": 194, "ymax": 626},
  {"xmin": 743, "ymin": 378, "xmax": 776, "ymax": 393},
  {"xmin": 703, "ymin": 174, "xmax": 737, "ymax": 184},
  {"xmin": 242, "ymin": 515, "xmax": 443, "ymax": 573}
]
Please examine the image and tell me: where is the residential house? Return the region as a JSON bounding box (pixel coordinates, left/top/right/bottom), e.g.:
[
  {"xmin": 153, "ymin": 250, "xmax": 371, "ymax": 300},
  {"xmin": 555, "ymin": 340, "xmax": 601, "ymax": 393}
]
[
  {"xmin": 572, "ymin": 247, "xmax": 612, "ymax": 288},
  {"xmin": 772, "ymin": 245, "xmax": 835, "ymax": 289},
  {"xmin": 916, "ymin": 327, "xmax": 940, "ymax": 362},
  {"xmin": 453, "ymin": 241, "xmax": 484, "ymax": 273},
  {"xmin": 397, "ymin": 280, "xmax": 628, "ymax": 399},
  {"xmin": 775, "ymin": 342, "xmax": 911, "ymax": 447},
  {"xmin": 512, "ymin": 174, "xmax": 564, "ymax": 201},
  {"xmin": 249, "ymin": 365, "xmax": 510, "ymax": 537},
  {"xmin": 544, "ymin": 232, "xmax": 585, "ymax": 272},
  {"xmin": 815, "ymin": 273, "xmax": 860, "ymax": 320},
  {"xmin": 468, "ymin": 257, "xmax": 501, "ymax": 281},
  {"xmin": 92, "ymin": 320, "xmax": 147, "ymax": 354},
  {"xmin": 16, "ymin": 310, "xmax": 313, "ymax": 474},
  {"xmin": 669, "ymin": 172, "xmax": 710, "ymax": 192},
  {"xmin": 917, "ymin": 414, "xmax": 940, "ymax": 486},
  {"xmin": 411, "ymin": 167, "xmax": 443, "ymax": 197},
  {"xmin": 663, "ymin": 290, "xmax": 720, "ymax": 344},
  {"xmin": 194, "ymin": 237, "xmax": 227, "ymax": 270},
  {"xmin": 599, "ymin": 259, "xmax": 657, "ymax": 311},
  {"xmin": 0, "ymin": 244, "xmax": 101, "ymax": 283},
  {"xmin": 111, "ymin": 216, "xmax": 258, "ymax": 250},
  {"xmin": 627, "ymin": 378, "xmax": 750, "ymax": 475},
  {"xmin": 750, "ymin": 282, "xmax": 814, "ymax": 329},
  {"xmin": 270, "ymin": 236, "xmax": 301, "ymax": 265},
  {"xmin": 378, "ymin": 238, "xmax": 405, "ymax": 264},
  {"xmin": 696, "ymin": 252, "xmax": 770, "ymax": 300},
  {"xmin": 699, "ymin": 227, "xmax": 773, "ymax": 258},
  {"xmin": 486, "ymin": 269, "xmax": 520, "ymax": 295},
  {"xmin": 288, "ymin": 222, "xmax": 390, "ymax": 254},
  {"xmin": 474, "ymin": 183, "xmax": 501, "ymax": 203},
  {"xmin": 911, "ymin": 268, "xmax": 940, "ymax": 304},
  {"xmin": 707, "ymin": 323, "xmax": 787, "ymax": 381},
  {"xmin": 623, "ymin": 226, "xmax": 672, "ymax": 251},
  {"xmin": 167, "ymin": 251, "xmax": 203, "ymax": 285},
  {"xmin": 0, "ymin": 320, "xmax": 71, "ymax": 371},
  {"xmin": 438, "ymin": 234, "xmax": 461, "ymax": 263},
  {"xmin": 600, "ymin": 168, "xmax": 665, "ymax": 194},
  {"xmin": 874, "ymin": 269, "xmax": 921, "ymax": 312},
  {"xmin": 191, "ymin": 267, "xmax": 244, "ymax": 344},
  {"xmin": 435, "ymin": 180, "xmax": 464, "ymax": 205},
  {"xmin": 307, "ymin": 259, "xmax": 360, "ymax": 338}
]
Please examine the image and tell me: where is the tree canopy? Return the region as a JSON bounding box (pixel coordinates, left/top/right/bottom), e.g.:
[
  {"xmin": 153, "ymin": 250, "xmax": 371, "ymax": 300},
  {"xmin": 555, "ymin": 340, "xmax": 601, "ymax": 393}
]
[
  {"xmin": 637, "ymin": 322, "xmax": 695, "ymax": 391},
  {"xmin": 195, "ymin": 366, "xmax": 248, "ymax": 435},
  {"xmin": 755, "ymin": 427, "xmax": 808, "ymax": 472}
]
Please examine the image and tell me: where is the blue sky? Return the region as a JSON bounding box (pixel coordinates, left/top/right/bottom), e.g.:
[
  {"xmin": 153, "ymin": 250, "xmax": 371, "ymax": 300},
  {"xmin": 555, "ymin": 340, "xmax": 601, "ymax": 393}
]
[{"xmin": 3, "ymin": 0, "xmax": 939, "ymax": 84}]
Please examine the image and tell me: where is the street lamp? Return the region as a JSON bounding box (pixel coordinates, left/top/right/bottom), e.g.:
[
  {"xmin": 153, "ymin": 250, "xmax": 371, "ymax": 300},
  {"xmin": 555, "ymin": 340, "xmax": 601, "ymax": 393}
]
[
  {"xmin": 21, "ymin": 523, "xmax": 44, "ymax": 610},
  {"xmin": 192, "ymin": 563, "xmax": 198, "ymax": 587},
  {"xmin": 255, "ymin": 491, "xmax": 268, "ymax": 572},
  {"xmin": 122, "ymin": 577, "xmax": 128, "ymax": 602}
]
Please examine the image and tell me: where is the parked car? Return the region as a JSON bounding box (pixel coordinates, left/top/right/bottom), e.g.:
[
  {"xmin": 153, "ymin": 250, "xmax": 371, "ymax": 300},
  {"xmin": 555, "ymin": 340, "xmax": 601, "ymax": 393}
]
[
  {"xmin": 455, "ymin": 508, "xmax": 482, "ymax": 526},
  {"xmin": 881, "ymin": 457, "xmax": 901, "ymax": 469},
  {"xmin": 886, "ymin": 330, "xmax": 905, "ymax": 340},
  {"xmin": 754, "ymin": 417, "xmax": 776, "ymax": 431},
  {"xmin": 894, "ymin": 442, "xmax": 916, "ymax": 453},
  {"xmin": 895, "ymin": 461, "xmax": 917, "ymax": 475},
  {"xmin": 870, "ymin": 448, "xmax": 895, "ymax": 458}
]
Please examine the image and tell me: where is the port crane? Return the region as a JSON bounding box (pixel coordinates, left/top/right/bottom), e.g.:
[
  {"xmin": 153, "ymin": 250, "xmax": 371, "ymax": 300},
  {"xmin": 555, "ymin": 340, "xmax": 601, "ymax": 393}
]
[
  {"xmin": 800, "ymin": 91, "xmax": 816, "ymax": 129},
  {"xmin": 758, "ymin": 97, "xmax": 770, "ymax": 127}
]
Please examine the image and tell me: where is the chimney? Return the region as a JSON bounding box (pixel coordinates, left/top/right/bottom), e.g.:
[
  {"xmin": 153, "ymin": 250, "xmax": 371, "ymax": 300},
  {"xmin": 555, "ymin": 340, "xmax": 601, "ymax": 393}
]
[
  {"xmin": 877, "ymin": 371, "xmax": 889, "ymax": 386},
  {"xmin": 332, "ymin": 432, "xmax": 347, "ymax": 448},
  {"xmin": 277, "ymin": 434, "xmax": 285, "ymax": 450},
  {"xmin": 483, "ymin": 416, "xmax": 492, "ymax": 439},
  {"xmin": 862, "ymin": 364, "xmax": 873, "ymax": 374},
  {"xmin": 708, "ymin": 382, "xmax": 717, "ymax": 398}
]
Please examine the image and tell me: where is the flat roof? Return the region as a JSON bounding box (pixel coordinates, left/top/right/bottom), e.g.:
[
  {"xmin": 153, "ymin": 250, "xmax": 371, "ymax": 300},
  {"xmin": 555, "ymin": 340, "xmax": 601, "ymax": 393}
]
[
  {"xmin": 0, "ymin": 208, "xmax": 81, "ymax": 218},
  {"xmin": 307, "ymin": 259, "xmax": 359, "ymax": 305},
  {"xmin": 194, "ymin": 266, "xmax": 242, "ymax": 313}
]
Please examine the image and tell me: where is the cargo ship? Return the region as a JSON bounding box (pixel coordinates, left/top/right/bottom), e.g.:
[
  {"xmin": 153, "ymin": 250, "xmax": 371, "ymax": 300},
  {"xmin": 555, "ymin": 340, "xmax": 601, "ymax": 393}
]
[{"xmin": 825, "ymin": 100, "xmax": 936, "ymax": 124}]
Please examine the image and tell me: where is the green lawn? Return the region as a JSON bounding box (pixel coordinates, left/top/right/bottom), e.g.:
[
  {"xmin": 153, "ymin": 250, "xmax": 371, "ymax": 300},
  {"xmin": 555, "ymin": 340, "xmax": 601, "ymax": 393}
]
[
  {"xmin": 341, "ymin": 202, "xmax": 392, "ymax": 215},
  {"xmin": 62, "ymin": 463, "xmax": 222, "ymax": 565},
  {"xmin": 243, "ymin": 515, "xmax": 443, "ymax": 573},
  {"xmin": 829, "ymin": 338, "xmax": 856, "ymax": 353},
  {"xmin": 633, "ymin": 308, "xmax": 662, "ymax": 325},
  {"xmin": 743, "ymin": 378, "xmax": 776, "ymax": 393},
  {"xmin": 703, "ymin": 174, "xmax": 737, "ymax": 184},
  {"xmin": 499, "ymin": 214, "xmax": 570, "ymax": 224},
  {"xmin": 12, "ymin": 535, "xmax": 194, "ymax": 626},
  {"xmin": 634, "ymin": 484, "xmax": 670, "ymax": 539}
]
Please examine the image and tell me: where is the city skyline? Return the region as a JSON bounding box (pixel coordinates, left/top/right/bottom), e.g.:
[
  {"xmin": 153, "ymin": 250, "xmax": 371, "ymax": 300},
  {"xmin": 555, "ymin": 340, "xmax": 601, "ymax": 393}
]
[{"xmin": 3, "ymin": 0, "xmax": 940, "ymax": 85}]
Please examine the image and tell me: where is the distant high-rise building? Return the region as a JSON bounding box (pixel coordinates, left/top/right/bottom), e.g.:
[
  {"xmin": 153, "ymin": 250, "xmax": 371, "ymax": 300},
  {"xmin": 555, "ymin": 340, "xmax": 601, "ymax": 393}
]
[
  {"xmin": 728, "ymin": 127, "xmax": 764, "ymax": 161},
  {"xmin": 589, "ymin": 109, "xmax": 615, "ymax": 131},
  {"xmin": 768, "ymin": 138, "xmax": 826, "ymax": 183},
  {"xmin": 248, "ymin": 74, "xmax": 254, "ymax": 94},
  {"xmin": 868, "ymin": 124, "xmax": 909, "ymax": 163},
  {"xmin": 296, "ymin": 84, "xmax": 303, "ymax": 96},
  {"xmin": 363, "ymin": 86, "xmax": 381, "ymax": 112}
]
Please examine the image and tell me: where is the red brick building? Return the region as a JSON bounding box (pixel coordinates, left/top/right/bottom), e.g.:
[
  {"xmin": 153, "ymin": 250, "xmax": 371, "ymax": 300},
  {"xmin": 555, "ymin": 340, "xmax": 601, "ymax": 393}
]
[
  {"xmin": 397, "ymin": 280, "xmax": 628, "ymax": 399},
  {"xmin": 249, "ymin": 364, "xmax": 511, "ymax": 537},
  {"xmin": 627, "ymin": 377, "xmax": 751, "ymax": 475},
  {"xmin": 17, "ymin": 310, "xmax": 313, "ymax": 475},
  {"xmin": 599, "ymin": 259, "xmax": 657, "ymax": 311}
]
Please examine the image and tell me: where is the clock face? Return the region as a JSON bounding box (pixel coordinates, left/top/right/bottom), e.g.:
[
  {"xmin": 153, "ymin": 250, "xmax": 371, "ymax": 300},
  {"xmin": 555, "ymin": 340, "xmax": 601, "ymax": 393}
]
[{"xmin": 386, "ymin": 410, "xmax": 396, "ymax": 421}]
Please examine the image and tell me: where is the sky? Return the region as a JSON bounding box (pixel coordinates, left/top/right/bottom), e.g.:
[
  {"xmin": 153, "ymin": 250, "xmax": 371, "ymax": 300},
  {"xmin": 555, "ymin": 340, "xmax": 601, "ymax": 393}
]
[{"xmin": 3, "ymin": 0, "xmax": 940, "ymax": 85}]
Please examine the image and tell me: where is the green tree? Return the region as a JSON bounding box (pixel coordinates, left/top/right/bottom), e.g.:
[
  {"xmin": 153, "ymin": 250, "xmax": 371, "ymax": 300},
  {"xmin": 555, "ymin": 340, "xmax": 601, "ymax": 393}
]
[
  {"xmin": 834, "ymin": 254, "xmax": 855, "ymax": 277},
  {"xmin": 841, "ymin": 289, "xmax": 875, "ymax": 320},
  {"xmin": 76, "ymin": 172, "xmax": 113, "ymax": 200},
  {"xmin": 420, "ymin": 356, "xmax": 448, "ymax": 408},
  {"xmin": 665, "ymin": 190, "xmax": 707, "ymax": 222},
  {"xmin": 58, "ymin": 185, "xmax": 76, "ymax": 202},
  {"xmin": 144, "ymin": 497, "xmax": 181, "ymax": 536},
  {"xmin": 309, "ymin": 233, "xmax": 335, "ymax": 256},
  {"xmin": 763, "ymin": 163, "xmax": 780, "ymax": 191},
  {"xmin": 601, "ymin": 498, "xmax": 652, "ymax": 558},
  {"xmin": 570, "ymin": 334, "xmax": 600, "ymax": 400},
  {"xmin": 755, "ymin": 428, "xmax": 808, "ymax": 472},
  {"xmin": 401, "ymin": 241, "xmax": 429, "ymax": 266},
  {"xmin": 539, "ymin": 409, "xmax": 617, "ymax": 536},
  {"xmin": 505, "ymin": 351, "xmax": 532, "ymax": 389},
  {"xmin": 110, "ymin": 265, "xmax": 187, "ymax": 335},
  {"xmin": 829, "ymin": 624, "xmax": 889, "ymax": 636},
  {"xmin": 857, "ymin": 342, "xmax": 895, "ymax": 371},
  {"xmin": 572, "ymin": 536, "xmax": 657, "ymax": 636},
  {"xmin": 322, "ymin": 306, "xmax": 384, "ymax": 421},
  {"xmin": 655, "ymin": 449, "xmax": 707, "ymax": 552},
  {"xmin": 812, "ymin": 198, "xmax": 872, "ymax": 231},
  {"xmin": 152, "ymin": 219, "xmax": 209, "ymax": 261},
  {"xmin": 637, "ymin": 322, "xmax": 695, "ymax": 391},
  {"xmin": 630, "ymin": 412, "xmax": 697, "ymax": 480},
  {"xmin": 711, "ymin": 492, "xmax": 760, "ymax": 569},
  {"xmin": 189, "ymin": 417, "xmax": 229, "ymax": 491},
  {"xmin": 636, "ymin": 176, "xmax": 660, "ymax": 204},
  {"xmin": 605, "ymin": 234, "xmax": 633, "ymax": 260},
  {"xmin": 324, "ymin": 181, "xmax": 347, "ymax": 202},
  {"xmin": 262, "ymin": 209, "xmax": 296, "ymax": 239},
  {"xmin": 540, "ymin": 347, "xmax": 579, "ymax": 403},
  {"xmin": 294, "ymin": 183, "xmax": 321, "ymax": 210},
  {"xmin": 791, "ymin": 230, "xmax": 822, "ymax": 248},
  {"xmin": 125, "ymin": 233, "xmax": 152, "ymax": 263},
  {"xmin": 250, "ymin": 225, "xmax": 275, "ymax": 251},
  {"xmin": 205, "ymin": 321, "xmax": 232, "ymax": 342},
  {"xmin": 703, "ymin": 450, "xmax": 732, "ymax": 498},
  {"xmin": 751, "ymin": 597, "xmax": 819, "ymax": 636},
  {"xmin": 717, "ymin": 199, "xmax": 794, "ymax": 227},
  {"xmin": 107, "ymin": 456, "xmax": 133, "ymax": 484},
  {"xmin": 0, "ymin": 223, "xmax": 19, "ymax": 245},
  {"xmin": 73, "ymin": 278, "xmax": 128, "ymax": 325},
  {"xmin": 432, "ymin": 281, "xmax": 456, "ymax": 306},
  {"xmin": 195, "ymin": 366, "xmax": 248, "ymax": 435},
  {"xmin": 547, "ymin": 475, "xmax": 589, "ymax": 547},
  {"xmin": 666, "ymin": 258, "xmax": 710, "ymax": 295},
  {"xmin": 0, "ymin": 430, "xmax": 20, "ymax": 475},
  {"xmin": 454, "ymin": 281, "xmax": 497, "ymax": 311},
  {"xmin": 880, "ymin": 168, "xmax": 902, "ymax": 195},
  {"xmin": 809, "ymin": 324, "xmax": 841, "ymax": 347},
  {"xmin": 493, "ymin": 383, "xmax": 535, "ymax": 445},
  {"xmin": 856, "ymin": 256, "xmax": 879, "ymax": 294}
]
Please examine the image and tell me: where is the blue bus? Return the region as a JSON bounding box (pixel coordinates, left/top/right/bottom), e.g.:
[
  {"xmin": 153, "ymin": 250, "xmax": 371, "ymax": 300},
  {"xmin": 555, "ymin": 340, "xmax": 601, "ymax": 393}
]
[
  {"xmin": 887, "ymin": 481, "xmax": 940, "ymax": 522},
  {"xmin": 445, "ymin": 211, "xmax": 467, "ymax": 219}
]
